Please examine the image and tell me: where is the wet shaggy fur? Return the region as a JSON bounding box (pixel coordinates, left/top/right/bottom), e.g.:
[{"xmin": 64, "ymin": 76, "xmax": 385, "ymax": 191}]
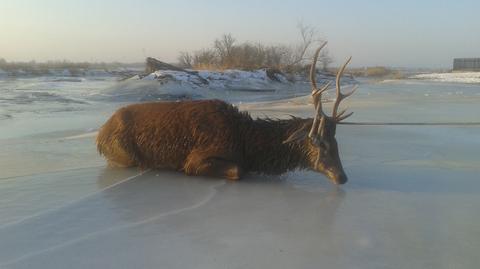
[{"xmin": 97, "ymin": 99, "xmax": 317, "ymax": 179}]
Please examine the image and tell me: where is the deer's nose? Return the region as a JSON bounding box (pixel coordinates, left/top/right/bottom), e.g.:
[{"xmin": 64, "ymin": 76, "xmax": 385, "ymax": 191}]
[{"xmin": 334, "ymin": 174, "xmax": 348, "ymax": 185}]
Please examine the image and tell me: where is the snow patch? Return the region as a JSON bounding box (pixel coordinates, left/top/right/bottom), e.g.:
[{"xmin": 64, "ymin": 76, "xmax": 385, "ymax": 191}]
[{"xmin": 140, "ymin": 68, "xmax": 291, "ymax": 90}]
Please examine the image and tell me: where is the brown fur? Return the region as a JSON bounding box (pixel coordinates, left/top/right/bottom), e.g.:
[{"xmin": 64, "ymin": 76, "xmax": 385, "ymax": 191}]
[{"xmin": 97, "ymin": 99, "xmax": 346, "ymax": 182}]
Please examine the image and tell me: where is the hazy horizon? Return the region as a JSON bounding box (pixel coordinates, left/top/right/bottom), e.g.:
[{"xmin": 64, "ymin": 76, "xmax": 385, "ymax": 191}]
[{"xmin": 1, "ymin": 0, "xmax": 479, "ymax": 68}]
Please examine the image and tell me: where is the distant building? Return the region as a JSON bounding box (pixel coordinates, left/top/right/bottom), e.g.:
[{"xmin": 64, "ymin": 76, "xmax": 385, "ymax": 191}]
[{"xmin": 453, "ymin": 58, "xmax": 480, "ymax": 71}]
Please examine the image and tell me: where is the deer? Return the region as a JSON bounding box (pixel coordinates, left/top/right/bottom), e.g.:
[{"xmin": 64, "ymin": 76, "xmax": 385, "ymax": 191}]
[{"xmin": 96, "ymin": 42, "xmax": 357, "ymax": 184}]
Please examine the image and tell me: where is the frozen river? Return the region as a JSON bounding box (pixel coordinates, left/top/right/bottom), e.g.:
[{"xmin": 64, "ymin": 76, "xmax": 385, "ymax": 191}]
[{"xmin": 0, "ymin": 74, "xmax": 479, "ymax": 268}]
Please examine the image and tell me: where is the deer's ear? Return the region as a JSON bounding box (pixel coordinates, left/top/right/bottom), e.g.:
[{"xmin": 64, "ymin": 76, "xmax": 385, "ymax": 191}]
[{"xmin": 283, "ymin": 124, "xmax": 308, "ymax": 144}]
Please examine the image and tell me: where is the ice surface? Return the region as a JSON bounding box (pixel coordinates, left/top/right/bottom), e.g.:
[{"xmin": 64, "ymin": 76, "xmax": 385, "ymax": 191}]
[
  {"xmin": 0, "ymin": 75, "xmax": 479, "ymax": 268},
  {"xmin": 411, "ymin": 71, "xmax": 480, "ymax": 84}
]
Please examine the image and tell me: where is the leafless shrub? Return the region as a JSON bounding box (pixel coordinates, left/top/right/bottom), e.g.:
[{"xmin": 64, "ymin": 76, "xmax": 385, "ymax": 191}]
[
  {"xmin": 192, "ymin": 49, "xmax": 218, "ymax": 70},
  {"xmin": 181, "ymin": 24, "xmax": 331, "ymax": 74},
  {"xmin": 349, "ymin": 66, "xmax": 405, "ymax": 79},
  {"xmin": 282, "ymin": 23, "xmax": 316, "ymax": 68},
  {"xmin": 177, "ymin": 52, "xmax": 194, "ymax": 68},
  {"xmin": 318, "ymin": 47, "xmax": 333, "ymax": 71},
  {"xmin": 214, "ymin": 33, "xmax": 236, "ymax": 67}
]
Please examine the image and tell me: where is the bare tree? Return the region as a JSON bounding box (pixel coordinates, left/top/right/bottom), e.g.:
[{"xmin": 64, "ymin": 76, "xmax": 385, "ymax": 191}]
[
  {"xmin": 283, "ymin": 23, "xmax": 317, "ymax": 69},
  {"xmin": 262, "ymin": 46, "xmax": 282, "ymax": 68},
  {"xmin": 214, "ymin": 33, "xmax": 236, "ymax": 66},
  {"xmin": 193, "ymin": 49, "xmax": 217, "ymax": 68},
  {"xmin": 177, "ymin": 25, "xmax": 330, "ymax": 73},
  {"xmin": 318, "ymin": 47, "xmax": 333, "ymax": 71},
  {"xmin": 178, "ymin": 52, "xmax": 193, "ymax": 68}
]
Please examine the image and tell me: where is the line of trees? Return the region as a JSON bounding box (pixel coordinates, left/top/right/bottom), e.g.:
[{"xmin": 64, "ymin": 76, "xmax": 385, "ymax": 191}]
[
  {"xmin": 0, "ymin": 58, "xmax": 142, "ymax": 75},
  {"xmin": 178, "ymin": 24, "xmax": 332, "ymax": 73},
  {"xmin": 0, "ymin": 59, "xmax": 90, "ymax": 71}
]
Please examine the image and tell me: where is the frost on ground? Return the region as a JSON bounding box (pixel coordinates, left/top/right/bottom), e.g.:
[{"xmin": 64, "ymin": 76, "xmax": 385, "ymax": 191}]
[{"xmin": 411, "ymin": 72, "xmax": 480, "ymax": 84}]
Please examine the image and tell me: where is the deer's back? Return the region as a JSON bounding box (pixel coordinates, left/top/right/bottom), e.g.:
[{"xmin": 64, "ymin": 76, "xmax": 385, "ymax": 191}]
[{"xmin": 97, "ymin": 99, "xmax": 249, "ymax": 169}]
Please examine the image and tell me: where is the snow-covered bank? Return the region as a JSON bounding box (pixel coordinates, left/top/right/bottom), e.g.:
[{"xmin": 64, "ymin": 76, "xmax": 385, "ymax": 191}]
[
  {"xmin": 97, "ymin": 68, "xmax": 356, "ymax": 103},
  {"xmin": 410, "ymin": 72, "xmax": 480, "ymax": 84},
  {"xmin": 137, "ymin": 68, "xmax": 355, "ymax": 90},
  {"xmin": 136, "ymin": 68, "xmax": 291, "ymax": 90}
]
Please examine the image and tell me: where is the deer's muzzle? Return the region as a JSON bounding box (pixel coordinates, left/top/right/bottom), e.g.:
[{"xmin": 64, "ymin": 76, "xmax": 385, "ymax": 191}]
[{"xmin": 326, "ymin": 169, "xmax": 348, "ymax": 185}]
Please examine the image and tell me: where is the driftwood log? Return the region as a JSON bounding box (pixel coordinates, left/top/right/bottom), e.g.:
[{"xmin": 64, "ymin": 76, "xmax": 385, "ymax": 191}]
[{"xmin": 145, "ymin": 57, "xmax": 208, "ymax": 84}]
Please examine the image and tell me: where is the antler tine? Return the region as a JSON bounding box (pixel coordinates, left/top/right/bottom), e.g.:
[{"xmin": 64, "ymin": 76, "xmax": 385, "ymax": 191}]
[
  {"xmin": 343, "ymin": 85, "xmax": 358, "ymax": 98},
  {"xmin": 311, "ymin": 81, "xmax": 331, "ymax": 107},
  {"xmin": 336, "ymin": 104, "xmax": 354, "ymax": 121},
  {"xmin": 312, "ymin": 81, "xmax": 332, "ymax": 97},
  {"xmin": 309, "ymin": 83, "xmax": 327, "ymax": 139},
  {"xmin": 309, "ymin": 41, "xmax": 328, "ymax": 92},
  {"xmin": 332, "ymin": 56, "xmax": 354, "ymax": 120},
  {"xmin": 308, "ymin": 99, "xmax": 323, "ymax": 139},
  {"xmin": 336, "ymin": 111, "xmax": 354, "ymax": 122},
  {"xmin": 317, "ymin": 115, "xmax": 326, "ymax": 138},
  {"xmin": 309, "ymin": 82, "xmax": 331, "ymax": 139},
  {"xmin": 336, "ymin": 108, "xmax": 349, "ymax": 119},
  {"xmin": 332, "ymin": 85, "xmax": 358, "ymax": 121}
]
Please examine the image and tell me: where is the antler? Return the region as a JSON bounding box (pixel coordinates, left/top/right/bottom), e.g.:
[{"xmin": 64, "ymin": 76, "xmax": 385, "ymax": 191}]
[
  {"xmin": 332, "ymin": 57, "xmax": 356, "ymax": 121},
  {"xmin": 308, "ymin": 42, "xmax": 330, "ymax": 140},
  {"xmin": 308, "ymin": 43, "xmax": 356, "ymax": 140}
]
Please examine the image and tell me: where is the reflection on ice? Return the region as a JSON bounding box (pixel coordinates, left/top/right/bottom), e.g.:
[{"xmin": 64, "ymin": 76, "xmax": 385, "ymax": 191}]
[
  {"xmin": 1, "ymin": 165, "xmax": 479, "ymax": 268},
  {"xmin": 0, "ymin": 169, "xmax": 347, "ymax": 268}
]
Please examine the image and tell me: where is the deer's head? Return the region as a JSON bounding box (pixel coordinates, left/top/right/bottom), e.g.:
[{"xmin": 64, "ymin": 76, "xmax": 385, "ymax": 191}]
[{"xmin": 284, "ymin": 42, "xmax": 357, "ymax": 185}]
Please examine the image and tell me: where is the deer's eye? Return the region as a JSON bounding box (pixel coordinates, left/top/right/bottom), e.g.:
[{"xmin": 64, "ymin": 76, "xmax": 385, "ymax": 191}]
[{"xmin": 318, "ymin": 141, "xmax": 331, "ymax": 152}]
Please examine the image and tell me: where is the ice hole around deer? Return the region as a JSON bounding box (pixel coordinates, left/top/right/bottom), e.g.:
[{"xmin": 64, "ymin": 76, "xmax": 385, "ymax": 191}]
[{"xmin": 1, "ymin": 54, "xmax": 480, "ymax": 268}]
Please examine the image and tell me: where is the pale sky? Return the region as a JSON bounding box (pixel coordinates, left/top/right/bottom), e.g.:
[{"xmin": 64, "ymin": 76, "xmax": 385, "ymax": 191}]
[{"xmin": 0, "ymin": 0, "xmax": 479, "ymax": 68}]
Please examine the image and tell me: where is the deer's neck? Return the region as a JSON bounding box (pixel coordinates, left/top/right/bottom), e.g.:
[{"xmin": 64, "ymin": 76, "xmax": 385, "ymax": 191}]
[{"xmin": 242, "ymin": 118, "xmax": 312, "ymax": 174}]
